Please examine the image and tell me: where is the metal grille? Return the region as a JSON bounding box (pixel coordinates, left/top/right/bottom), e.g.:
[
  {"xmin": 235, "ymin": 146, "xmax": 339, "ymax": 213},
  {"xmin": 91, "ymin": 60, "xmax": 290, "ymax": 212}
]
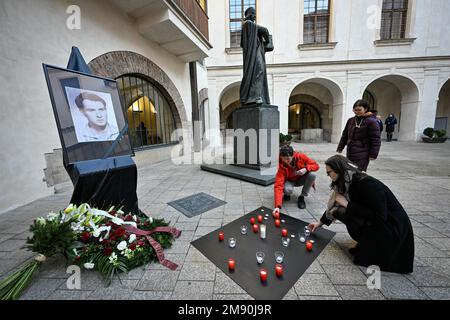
[
  {"xmin": 380, "ymin": 0, "xmax": 409, "ymax": 40},
  {"xmin": 229, "ymin": 0, "xmax": 256, "ymax": 48},
  {"xmin": 116, "ymin": 75, "xmax": 177, "ymax": 150},
  {"xmin": 303, "ymin": 0, "xmax": 330, "ymax": 44}
]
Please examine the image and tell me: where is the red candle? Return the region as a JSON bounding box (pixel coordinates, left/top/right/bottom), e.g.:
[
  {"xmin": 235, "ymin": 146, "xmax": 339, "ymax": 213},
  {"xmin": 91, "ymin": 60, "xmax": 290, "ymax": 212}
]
[
  {"xmin": 250, "ymin": 217, "xmax": 256, "ymax": 225},
  {"xmin": 252, "ymin": 224, "xmax": 259, "ymax": 233},
  {"xmin": 306, "ymin": 240, "xmax": 313, "ymax": 251},
  {"xmin": 260, "ymin": 269, "xmax": 268, "ymax": 282},
  {"xmin": 281, "ymin": 228, "xmax": 288, "ymax": 237},
  {"xmin": 228, "ymin": 258, "xmax": 235, "ymax": 271},
  {"xmin": 273, "ymin": 211, "xmax": 280, "ymax": 219},
  {"xmin": 275, "ymin": 264, "xmax": 283, "ymax": 277},
  {"xmin": 257, "ymin": 215, "xmax": 263, "ymax": 223},
  {"xmin": 218, "ymin": 231, "xmax": 224, "ymax": 241},
  {"xmin": 275, "ymin": 219, "xmax": 281, "ymax": 228}
]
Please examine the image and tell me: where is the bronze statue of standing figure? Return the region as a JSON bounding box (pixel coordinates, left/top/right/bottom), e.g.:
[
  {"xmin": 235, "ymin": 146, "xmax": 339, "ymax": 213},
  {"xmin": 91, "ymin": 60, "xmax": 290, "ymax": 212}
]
[{"xmin": 240, "ymin": 7, "xmax": 273, "ymax": 106}]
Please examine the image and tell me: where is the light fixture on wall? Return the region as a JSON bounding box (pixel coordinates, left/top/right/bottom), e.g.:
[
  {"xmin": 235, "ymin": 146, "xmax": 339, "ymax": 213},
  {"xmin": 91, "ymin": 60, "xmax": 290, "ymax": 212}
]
[{"xmin": 132, "ymin": 101, "xmax": 142, "ymax": 113}]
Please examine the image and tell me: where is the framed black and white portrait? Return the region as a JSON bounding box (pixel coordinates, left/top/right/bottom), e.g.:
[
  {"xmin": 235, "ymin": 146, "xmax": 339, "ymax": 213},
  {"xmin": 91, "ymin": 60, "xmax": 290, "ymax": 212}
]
[{"xmin": 43, "ymin": 64, "xmax": 133, "ymax": 165}]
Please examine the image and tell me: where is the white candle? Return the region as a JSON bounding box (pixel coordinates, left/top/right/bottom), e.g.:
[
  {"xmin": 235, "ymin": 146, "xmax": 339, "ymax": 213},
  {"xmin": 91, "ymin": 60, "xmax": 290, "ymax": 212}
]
[{"xmin": 260, "ymin": 224, "xmax": 266, "ymax": 239}]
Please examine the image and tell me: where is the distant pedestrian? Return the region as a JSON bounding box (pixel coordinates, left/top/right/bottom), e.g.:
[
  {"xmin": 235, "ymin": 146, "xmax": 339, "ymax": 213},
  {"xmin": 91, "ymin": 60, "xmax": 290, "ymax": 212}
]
[
  {"xmin": 385, "ymin": 113, "xmax": 398, "ymax": 142},
  {"xmin": 337, "ymin": 100, "xmax": 381, "ymax": 172},
  {"xmin": 370, "ymin": 110, "xmax": 384, "ymax": 134}
]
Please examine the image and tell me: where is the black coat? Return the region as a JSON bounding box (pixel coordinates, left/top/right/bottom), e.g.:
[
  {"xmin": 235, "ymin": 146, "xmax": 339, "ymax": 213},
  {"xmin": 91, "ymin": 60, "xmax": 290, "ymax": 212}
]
[
  {"xmin": 337, "ymin": 114, "xmax": 381, "ymax": 171},
  {"xmin": 321, "ymin": 175, "xmax": 414, "ymax": 274}
]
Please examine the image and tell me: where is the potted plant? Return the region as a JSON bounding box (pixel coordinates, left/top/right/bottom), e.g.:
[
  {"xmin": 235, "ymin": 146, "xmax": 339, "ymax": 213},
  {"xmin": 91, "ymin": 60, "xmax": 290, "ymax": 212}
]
[
  {"xmin": 279, "ymin": 133, "xmax": 293, "ymax": 146},
  {"xmin": 422, "ymin": 127, "xmax": 447, "ymax": 143}
]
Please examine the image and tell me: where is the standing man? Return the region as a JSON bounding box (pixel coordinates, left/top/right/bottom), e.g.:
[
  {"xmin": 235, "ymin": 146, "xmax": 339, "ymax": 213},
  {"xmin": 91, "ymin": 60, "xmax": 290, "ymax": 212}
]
[
  {"xmin": 273, "ymin": 145, "xmax": 319, "ymax": 214},
  {"xmin": 385, "ymin": 113, "xmax": 398, "ymax": 142},
  {"xmin": 75, "ymin": 92, "xmax": 119, "ymax": 142}
]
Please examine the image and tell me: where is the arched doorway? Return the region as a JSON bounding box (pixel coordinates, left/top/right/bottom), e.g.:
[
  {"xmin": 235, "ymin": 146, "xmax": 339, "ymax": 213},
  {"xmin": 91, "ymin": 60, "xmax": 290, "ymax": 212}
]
[
  {"xmin": 116, "ymin": 74, "xmax": 177, "ymax": 149},
  {"xmin": 288, "ymin": 102, "xmax": 322, "ymax": 134},
  {"xmin": 288, "ymin": 78, "xmax": 344, "ymax": 142},
  {"xmin": 219, "ymin": 82, "xmax": 241, "ymax": 132},
  {"xmin": 88, "ymin": 51, "xmax": 186, "ymax": 148},
  {"xmin": 436, "ymin": 79, "xmax": 450, "ymax": 134},
  {"xmin": 362, "ymin": 74, "xmax": 420, "ymax": 141}
]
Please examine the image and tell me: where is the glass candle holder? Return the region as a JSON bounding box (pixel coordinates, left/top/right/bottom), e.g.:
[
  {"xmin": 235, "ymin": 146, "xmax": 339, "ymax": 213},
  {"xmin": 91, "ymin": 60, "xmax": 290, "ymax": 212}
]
[
  {"xmin": 228, "ymin": 237, "xmax": 236, "ymax": 248},
  {"xmin": 275, "ymin": 251, "xmax": 284, "ymax": 264},
  {"xmin": 240, "ymin": 225, "xmax": 248, "ymax": 235},
  {"xmin": 282, "ymin": 237, "xmax": 290, "ymax": 247},
  {"xmin": 256, "ymin": 251, "xmax": 265, "ymax": 264}
]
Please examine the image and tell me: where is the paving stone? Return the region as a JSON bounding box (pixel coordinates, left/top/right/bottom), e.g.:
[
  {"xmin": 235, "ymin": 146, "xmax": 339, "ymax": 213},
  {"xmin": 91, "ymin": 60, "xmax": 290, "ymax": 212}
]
[
  {"xmin": 20, "ymin": 278, "xmax": 66, "ymax": 300},
  {"xmin": 198, "ymin": 219, "xmax": 222, "ymax": 227},
  {"xmin": 170, "ymin": 281, "xmax": 214, "ymax": 300},
  {"xmin": 405, "ymin": 266, "xmax": 450, "ymax": 287},
  {"xmin": 87, "ymin": 280, "xmax": 139, "ymax": 300},
  {"xmin": 294, "ymin": 273, "xmax": 339, "ymax": 296},
  {"xmin": 146, "ymin": 253, "xmax": 186, "ymax": 270},
  {"xmin": 421, "ymin": 287, "xmax": 450, "ymax": 300},
  {"xmin": 178, "ymin": 262, "xmax": 216, "ymax": 281},
  {"xmin": 213, "ymin": 294, "xmax": 254, "ymax": 300},
  {"xmin": 135, "ymin": 270, "xmax": 179, "ymax": 291},
  {"xmin": 322, "ymin": 264, "xmax": 368, "ymax": 285},
  {"xmin": 48, "ymin": 290, "xmax": 93, "ymax": 300},
  {"xmin": 334, "ymin": 285, "xmax": 385, "ymax": 300},
  {"xmin": 0, "ymin": 239, "xmax": 26, "ymax": 251},
  {"xmin": 379, "ymin": 275, "xmax": 428, "ymax": 300}
]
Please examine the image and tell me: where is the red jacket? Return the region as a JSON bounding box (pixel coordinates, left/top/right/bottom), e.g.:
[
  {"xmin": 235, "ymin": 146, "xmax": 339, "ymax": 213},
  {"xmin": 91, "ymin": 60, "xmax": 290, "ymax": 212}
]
[{"xmin": 274, "ymin": 152, "xmax": 320, "ymax": 208}]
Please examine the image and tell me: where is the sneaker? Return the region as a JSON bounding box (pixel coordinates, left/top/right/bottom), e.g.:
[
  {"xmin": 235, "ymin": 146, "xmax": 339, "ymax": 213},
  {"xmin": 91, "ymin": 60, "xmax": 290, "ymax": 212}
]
[
  {"xmin": 283, "ymin": 194, "xmax": 291, "ymax": 201},
  {"xmin": 297, "ymin": 195, "xmax": 306, "ymax": 209}
]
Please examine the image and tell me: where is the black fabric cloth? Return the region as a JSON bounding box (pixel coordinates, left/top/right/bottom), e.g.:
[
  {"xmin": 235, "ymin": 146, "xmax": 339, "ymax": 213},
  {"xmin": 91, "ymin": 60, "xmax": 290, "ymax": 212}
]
[
  {"xmin": 320, "ymin": 175, "xmax": 414, "ymax": 274},
  {"xmin": 67, "ymin": 157, "xmax": 139, "ymax": 215},
  {"xmin": 337, "ymin": 113, "xmax": 381, "ymax": 171},
  {"xmin": 240, "ymin": 20, "xmax": 270, "ymax": 105},
  {"xmin": 67, "ymin": 46, "xmax": 92, "ymax": 74}
]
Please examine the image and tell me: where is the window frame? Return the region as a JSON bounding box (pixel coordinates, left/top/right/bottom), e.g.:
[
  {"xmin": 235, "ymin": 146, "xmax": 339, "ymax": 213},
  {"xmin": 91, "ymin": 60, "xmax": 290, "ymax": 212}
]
[
  {"xmin": 229, "ymin": 0, "xmax": 257, "ymax": 48},
  {"xmin": 303, "ymin": 0, "xmax": 331, "ymax": 44},
  {"xmin": 380, "ymin": 0, "xmax": 409, "ymax": 40}
]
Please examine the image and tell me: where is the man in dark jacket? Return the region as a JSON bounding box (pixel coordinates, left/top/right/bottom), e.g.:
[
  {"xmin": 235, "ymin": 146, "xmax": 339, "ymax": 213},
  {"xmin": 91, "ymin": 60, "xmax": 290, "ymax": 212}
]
[
  {"xmin": 385, "ymin": 113, "xmax": 398, "ymax": 142},
  {"xmin": 337, "ymin": 100, "xmax": 381, "ymax": 172}
]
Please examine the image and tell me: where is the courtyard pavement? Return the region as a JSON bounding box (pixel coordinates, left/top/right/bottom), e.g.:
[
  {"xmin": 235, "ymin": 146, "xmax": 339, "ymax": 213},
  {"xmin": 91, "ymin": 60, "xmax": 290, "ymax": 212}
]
[{"xmin": 1, "ymin": 141, "xmax": 450, "ymax": 300}]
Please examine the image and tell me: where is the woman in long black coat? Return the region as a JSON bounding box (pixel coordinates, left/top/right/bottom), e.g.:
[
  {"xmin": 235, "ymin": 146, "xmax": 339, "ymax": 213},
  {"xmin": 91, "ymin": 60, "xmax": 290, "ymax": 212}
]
[
  {"xmin": 337, "ymin": 100, "xmax": 381, "ymax": 171},
  {"xmin": 308, "ymin": 155, "xmax": 414, "ymax": 274}
]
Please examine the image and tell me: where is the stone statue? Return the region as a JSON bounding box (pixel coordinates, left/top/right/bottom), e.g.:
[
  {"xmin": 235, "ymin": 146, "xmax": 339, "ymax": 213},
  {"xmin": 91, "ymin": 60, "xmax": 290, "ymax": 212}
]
[{"xmin": 240, "ymin": 7, "xmax": 272, "ymax": 105}]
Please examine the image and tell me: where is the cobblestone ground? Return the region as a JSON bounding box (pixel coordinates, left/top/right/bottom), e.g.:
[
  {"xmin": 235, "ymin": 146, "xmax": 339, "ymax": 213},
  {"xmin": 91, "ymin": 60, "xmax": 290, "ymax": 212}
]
[{"xmin": 1, "ymin": 141, "xmax": 450, "ymax": 300}]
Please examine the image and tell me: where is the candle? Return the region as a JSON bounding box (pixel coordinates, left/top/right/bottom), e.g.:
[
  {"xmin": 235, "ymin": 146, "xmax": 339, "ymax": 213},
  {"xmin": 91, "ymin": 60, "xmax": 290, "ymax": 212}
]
[
  {"xmin": 257, "ymin": 215, "xmax": 263, "ymax": 223},
  {"xmin": 306, "ymin": 240, "xmax": 313, "ymax": 251},
  {"xmin": 260, "ymin": 224, "xmax": 266, "ymax": 239},
  {"xmin": 273, "ymin": 211, "xmax": 280, "ymax": 219},
  {"xmin": 228, "ymin": 258, "xmax": 235, "ymax": 270},
  {"xmin": 250, "ymin": 217, "xmax": 256, "ymax": 225},
  {"xmin": 275, "ymin": 264, "xmax": 283, "ymax": 277},
  {"xmin": 252, "ymin": 224, "xmax": 259, "ymax": 233},
  {"xmin": 219, "ymin": 231, "xmax": 224, "ymax": 241},
  {"xmin": 260, "ymin": 269, "xmax": 268, "ymax": 282},
  {"xmin": 275, "ymin": 219, "xmax": 281, "ymax": 228},
  {"xmin": 281, "ymin": 228, "xmax": 288, "ymax": 237}
]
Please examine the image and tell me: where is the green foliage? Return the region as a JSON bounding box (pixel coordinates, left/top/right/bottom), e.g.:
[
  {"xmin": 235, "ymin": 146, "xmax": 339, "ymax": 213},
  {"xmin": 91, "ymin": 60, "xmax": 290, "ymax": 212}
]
[
  {"xmin": 423, "ymin": 127, "xmax": 434, "ymax": 138},
  {"xmin": 26, "ymin": 217, "xmax": 77, "ymax": 257},
  {"xmin": 279, "ymin": 133, "xmax": 293, "ymax": 144},
  {"xmin": 435, "ymin": 129, "xmax": 447, "ymax": 138}
]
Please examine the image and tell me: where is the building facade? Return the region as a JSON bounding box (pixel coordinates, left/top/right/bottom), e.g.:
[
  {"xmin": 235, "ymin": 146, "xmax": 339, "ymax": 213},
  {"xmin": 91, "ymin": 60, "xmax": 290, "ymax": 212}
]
[
  {"xmin": 0, "ymin": 0, "xmax": 211, "ymax": 213},
  {"xmin": 205, "ymin": 0, "xmax": 450, "ymax": 145}
]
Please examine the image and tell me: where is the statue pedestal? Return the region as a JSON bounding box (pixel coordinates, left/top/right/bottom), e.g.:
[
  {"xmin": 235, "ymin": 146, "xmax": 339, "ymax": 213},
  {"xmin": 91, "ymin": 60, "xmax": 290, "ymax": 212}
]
[{"xmin": 201, "ymin": 104, "xmax": 279, "ymax": 186}]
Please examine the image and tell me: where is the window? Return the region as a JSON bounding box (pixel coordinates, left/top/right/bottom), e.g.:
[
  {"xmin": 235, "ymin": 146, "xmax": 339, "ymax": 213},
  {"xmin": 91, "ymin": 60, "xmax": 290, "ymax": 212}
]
[
  {"xmin": 303, "ymin": 0, "xmax": 330, "ymax": 44},
  {"xmin": 229, "ymin": 0, "xmax": 256, "ymax": 48},
  {"xmin": 117, "ymin": 75, "xmax": 177, "ymax": 149},
  {"xmin": 380, "ymin": 0, "xmax": 409, "ymax": 40}
]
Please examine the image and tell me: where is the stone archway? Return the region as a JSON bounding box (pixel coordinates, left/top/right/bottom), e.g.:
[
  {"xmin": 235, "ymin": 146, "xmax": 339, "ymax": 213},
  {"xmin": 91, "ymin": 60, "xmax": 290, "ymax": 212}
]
[
  {"xmin": 88, "ymin": 51, "xmax": 187, "ymax": 131},
  {"xmin": 362, "ymin": 74, "xmax": 420, "ymax": 141},
  {"xmin": 437, "ymin": 79, "xmax": 450, "ymax": 134}
]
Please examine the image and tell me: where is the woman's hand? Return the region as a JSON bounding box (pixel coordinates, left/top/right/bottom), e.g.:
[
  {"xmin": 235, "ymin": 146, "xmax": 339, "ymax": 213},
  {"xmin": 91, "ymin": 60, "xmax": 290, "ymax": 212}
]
[
  {"xmin": 334, "ymin": 193, "xmax": 349, "ymax": 208},
  {"xmin": 307, "ymin": 221, "xmax": 323, "ymax": 233}
]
